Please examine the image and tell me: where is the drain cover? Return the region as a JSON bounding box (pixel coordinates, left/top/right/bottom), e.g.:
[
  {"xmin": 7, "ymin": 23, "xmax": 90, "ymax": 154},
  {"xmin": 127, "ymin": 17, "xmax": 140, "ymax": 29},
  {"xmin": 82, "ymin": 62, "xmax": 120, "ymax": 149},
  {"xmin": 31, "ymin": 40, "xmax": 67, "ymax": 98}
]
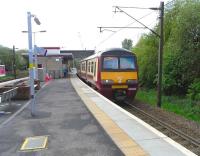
[{"xmin": 20, "ymin": 136, "xmax": 48, "ymax": 151}]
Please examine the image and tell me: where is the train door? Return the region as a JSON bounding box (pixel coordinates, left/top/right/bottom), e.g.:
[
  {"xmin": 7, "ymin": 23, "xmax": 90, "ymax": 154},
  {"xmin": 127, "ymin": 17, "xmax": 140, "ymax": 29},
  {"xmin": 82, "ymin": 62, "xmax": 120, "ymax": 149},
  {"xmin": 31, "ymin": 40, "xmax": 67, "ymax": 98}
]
[
  {"xmin": 86, "ymin": 60, "xmax": 88, "ymax": 81},
  {"xmin": 94, "ymin": 58, "xmax": 98, "ymax": 82}
]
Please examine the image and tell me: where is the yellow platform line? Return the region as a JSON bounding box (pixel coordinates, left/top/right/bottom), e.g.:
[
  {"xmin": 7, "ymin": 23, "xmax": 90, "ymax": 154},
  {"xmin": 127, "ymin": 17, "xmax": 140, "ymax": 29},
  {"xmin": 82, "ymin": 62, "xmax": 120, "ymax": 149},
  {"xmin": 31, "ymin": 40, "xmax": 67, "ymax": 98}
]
[{"xmin": 71, "ymin": 78, "xmax": 149, "ymax": 156}]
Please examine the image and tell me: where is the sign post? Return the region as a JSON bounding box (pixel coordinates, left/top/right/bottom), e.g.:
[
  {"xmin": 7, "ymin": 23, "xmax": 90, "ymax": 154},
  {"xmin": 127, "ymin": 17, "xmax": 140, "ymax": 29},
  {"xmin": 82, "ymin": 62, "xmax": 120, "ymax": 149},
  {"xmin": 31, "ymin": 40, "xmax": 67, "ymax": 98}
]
[{"xmin": 27, "ymin": 12, "xmax": 41, "ymax": 116}]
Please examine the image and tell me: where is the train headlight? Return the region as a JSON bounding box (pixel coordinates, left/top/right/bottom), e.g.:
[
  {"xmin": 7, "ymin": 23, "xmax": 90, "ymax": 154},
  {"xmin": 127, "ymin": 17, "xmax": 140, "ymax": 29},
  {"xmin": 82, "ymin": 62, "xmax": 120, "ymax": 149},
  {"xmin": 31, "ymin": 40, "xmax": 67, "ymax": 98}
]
[
  {"xmin": 101, "ymin": 79, "xmax": 114, "ymax": 85},
  {"xmin": 126, "ymin": 79, "xmax": 138, "ymax": 85}
]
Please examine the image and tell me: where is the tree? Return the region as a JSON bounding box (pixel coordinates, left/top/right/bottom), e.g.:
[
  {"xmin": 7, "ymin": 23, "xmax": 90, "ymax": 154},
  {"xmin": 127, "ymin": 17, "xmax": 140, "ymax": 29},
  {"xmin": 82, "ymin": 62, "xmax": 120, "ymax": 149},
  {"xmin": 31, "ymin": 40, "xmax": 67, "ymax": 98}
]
[
  {"xmin": 133, "ymin": 0, "xmax": 200, "ymax": 96},
  {"xmin": 0, "ymin": 45, "xmax": 28, "ymax": 71},
  {"xmin": 122, "ymin": 39, "xmax": 133, "ymax": 50}
]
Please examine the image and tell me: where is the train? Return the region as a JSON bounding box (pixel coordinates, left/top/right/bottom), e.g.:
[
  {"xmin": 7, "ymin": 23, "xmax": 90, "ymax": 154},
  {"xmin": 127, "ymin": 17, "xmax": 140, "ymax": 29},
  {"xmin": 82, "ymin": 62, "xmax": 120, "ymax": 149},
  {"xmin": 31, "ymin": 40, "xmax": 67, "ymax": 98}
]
[{"xmin": 78, "ymin": 48, "xmax": 138, "ymax": 102}]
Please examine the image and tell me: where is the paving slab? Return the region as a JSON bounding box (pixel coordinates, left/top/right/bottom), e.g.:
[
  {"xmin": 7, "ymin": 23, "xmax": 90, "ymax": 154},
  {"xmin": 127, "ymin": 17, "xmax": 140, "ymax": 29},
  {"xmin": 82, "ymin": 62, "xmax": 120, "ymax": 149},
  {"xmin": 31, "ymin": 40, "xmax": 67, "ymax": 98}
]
[{"xmin": 0, "ymin": 79, "xmax": 124, "ymax": 156}]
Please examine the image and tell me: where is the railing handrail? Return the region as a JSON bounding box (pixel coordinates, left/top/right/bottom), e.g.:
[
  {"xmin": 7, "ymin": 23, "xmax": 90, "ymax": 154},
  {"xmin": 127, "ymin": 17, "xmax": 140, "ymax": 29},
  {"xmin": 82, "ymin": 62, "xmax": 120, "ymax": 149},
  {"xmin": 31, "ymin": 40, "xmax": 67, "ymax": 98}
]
[
  {"xmin": 0, "ymin": 77, "xmax": 29, "ymax": 88},
  {"xmin": 0, "ymin": 87, "xmax": 18, "ymax": 103}
]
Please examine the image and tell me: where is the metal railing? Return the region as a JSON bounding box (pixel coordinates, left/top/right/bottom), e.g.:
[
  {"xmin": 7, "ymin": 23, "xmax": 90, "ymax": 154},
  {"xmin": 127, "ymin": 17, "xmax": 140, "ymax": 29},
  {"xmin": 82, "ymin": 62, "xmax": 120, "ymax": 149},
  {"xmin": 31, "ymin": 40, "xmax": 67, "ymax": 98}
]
[
  {"xmin": 0, "ymin": 77, "xmax": 29, "ymax": 115},
  {"xmin": 0, "ymin": 77, "xmax": 29, "ymax": 88},
  {"xmin": 0, "ymin": 87, "xmax": 18, "ymax": 115},
  {"xmin": 0, "ymin": 87, "xmax": 18, "ymax": 104}
]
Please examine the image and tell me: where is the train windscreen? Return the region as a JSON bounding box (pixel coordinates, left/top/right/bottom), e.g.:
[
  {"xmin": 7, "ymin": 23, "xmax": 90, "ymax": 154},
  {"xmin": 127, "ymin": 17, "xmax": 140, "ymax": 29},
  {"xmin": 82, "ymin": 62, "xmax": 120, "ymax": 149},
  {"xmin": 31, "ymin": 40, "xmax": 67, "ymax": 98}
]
[
  {"xmin": 103, "ymin": 57, "xmax": 118, "ymax": 69},
  {"xmin": 103, "ymin": 56, "xmax": 135, "ymax": 70},
  {"xmin": 120, "ymin": 57, "xmax": 135, "ymax": 70}
]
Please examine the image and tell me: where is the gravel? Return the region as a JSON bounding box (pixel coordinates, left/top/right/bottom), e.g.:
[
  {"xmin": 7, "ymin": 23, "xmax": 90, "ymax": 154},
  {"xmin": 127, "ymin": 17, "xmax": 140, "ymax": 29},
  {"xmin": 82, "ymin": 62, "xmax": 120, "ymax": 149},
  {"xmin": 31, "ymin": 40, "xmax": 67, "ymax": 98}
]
[{"xmin": 132, "ymin": 100, "xmax": 200, "ymax": 142}]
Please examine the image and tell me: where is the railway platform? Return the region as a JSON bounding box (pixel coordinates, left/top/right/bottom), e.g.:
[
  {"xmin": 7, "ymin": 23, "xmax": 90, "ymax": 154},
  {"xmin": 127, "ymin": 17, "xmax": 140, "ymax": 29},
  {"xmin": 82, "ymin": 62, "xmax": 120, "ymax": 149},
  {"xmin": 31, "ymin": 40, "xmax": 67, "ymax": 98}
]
[
  {"xmin": 0, "ymin": 79, "xmax": 123, "ymax": 156},
  {"xmin": 71, "ymin": 77, "xmax": 197, "ymax": 156},
  {"xmin": 0, "ymin": 77, "xmax": 197, "ymax": 156}
]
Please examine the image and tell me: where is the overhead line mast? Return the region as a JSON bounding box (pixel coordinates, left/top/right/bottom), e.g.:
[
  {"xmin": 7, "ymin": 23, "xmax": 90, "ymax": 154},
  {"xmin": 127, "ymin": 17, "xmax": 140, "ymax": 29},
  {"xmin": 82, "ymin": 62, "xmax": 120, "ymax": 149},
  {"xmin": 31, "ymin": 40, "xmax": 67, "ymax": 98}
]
[{"xmin": 98, "ymin": 2, "xmax": 164, "ymax": 107}]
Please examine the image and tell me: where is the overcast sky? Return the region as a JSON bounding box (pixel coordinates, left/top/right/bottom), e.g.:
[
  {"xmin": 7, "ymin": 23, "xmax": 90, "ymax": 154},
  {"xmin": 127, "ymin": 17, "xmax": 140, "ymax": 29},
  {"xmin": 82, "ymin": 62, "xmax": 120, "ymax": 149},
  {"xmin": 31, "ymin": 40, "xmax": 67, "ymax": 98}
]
[{"xmin": 0, "ymin": 0, "xmax": 169, "ymax": 51}]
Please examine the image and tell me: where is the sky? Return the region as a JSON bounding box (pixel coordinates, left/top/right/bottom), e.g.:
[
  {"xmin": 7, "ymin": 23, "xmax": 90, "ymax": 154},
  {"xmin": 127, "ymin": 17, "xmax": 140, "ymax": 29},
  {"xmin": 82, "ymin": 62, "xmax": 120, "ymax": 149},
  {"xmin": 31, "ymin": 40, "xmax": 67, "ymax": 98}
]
[{"xmin": 0, "ymin": 0, "xmax": 169, "ymax": 51}]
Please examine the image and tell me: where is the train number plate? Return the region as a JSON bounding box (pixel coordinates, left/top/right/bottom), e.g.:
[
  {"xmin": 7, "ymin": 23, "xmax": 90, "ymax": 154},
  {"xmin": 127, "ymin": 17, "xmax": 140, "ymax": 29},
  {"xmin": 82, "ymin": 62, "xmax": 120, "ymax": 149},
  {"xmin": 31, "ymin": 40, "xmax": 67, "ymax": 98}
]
[{"xmin": 112, "ymin": 85, "xmax": 128, "ymax": 89}]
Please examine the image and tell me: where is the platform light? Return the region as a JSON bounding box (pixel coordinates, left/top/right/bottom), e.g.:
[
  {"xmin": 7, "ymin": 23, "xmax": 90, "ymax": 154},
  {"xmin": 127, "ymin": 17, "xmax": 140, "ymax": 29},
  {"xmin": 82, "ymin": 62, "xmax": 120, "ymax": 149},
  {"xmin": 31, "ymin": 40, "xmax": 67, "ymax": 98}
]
[
  {"xmin": 33, "ymin": 15, "xmax": 41, "ymax": 25},
  {"xmin": 27, "ymin": 12, "xmax": 43, "ymax": 116}
]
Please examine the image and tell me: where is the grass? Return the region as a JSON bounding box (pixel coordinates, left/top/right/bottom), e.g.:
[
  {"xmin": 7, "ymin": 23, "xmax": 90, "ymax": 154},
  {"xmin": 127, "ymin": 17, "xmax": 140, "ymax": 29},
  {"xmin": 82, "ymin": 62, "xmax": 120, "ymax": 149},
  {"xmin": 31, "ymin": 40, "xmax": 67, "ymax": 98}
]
[
  {"xmin": 0, "ymin": 70, "xmax": 29, "ymax": 82},
  {"xmin": 136, "ymin": 88, "xmax": 200, "ymax": 123},
  {"xmin": 0, "ymin": 74, "xmax": 14, "ymax": 82}
]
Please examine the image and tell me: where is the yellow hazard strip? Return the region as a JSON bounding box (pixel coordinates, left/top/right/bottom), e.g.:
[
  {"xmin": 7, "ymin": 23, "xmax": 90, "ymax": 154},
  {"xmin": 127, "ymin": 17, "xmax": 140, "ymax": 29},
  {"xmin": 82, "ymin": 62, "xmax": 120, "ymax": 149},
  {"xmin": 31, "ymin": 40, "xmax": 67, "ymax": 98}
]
[{"xmin": 71, "ymin": 78, "xmax": 148, "ymax": 156}]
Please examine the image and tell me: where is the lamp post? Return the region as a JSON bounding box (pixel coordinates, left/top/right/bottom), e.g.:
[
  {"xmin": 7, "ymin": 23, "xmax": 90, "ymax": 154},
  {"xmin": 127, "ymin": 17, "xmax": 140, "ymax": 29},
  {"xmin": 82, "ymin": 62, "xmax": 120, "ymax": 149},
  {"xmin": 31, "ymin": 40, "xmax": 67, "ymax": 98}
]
[
  {"xmin": 27, "ymin": 12, "xmax": 41, "ymax": 116},
  {"xmin": 22, "ymin": 30, "xmax": 46, "ymax": 80},
  {"xmin": 22, "ymin": 30, "xmax": 46, "ymax": 45}
]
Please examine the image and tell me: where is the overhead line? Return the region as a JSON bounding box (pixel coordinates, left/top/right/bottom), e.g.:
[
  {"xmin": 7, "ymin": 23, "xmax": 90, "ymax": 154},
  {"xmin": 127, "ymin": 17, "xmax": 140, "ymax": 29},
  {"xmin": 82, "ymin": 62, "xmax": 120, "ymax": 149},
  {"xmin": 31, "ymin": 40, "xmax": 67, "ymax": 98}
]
[
  {"xmin": 97, "ymin": 0, "xmax": 175, "ymax": 47},
  {"xmin": 96, "ymin": 11, "xmax": 155, "ymax": 47},
  {"xmin": 113, "ymin": 6, "xmax": 157, "ymax": 10},
  {"xmin": 115, "ymin": 7, "xmax": 160, "ymax": 37}
]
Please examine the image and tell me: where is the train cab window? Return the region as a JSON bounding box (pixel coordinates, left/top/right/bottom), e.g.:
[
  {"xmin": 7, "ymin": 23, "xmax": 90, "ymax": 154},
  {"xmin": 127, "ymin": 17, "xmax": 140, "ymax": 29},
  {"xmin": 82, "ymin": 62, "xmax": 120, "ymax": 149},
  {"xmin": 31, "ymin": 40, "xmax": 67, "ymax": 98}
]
[
  {"xmin": 120, "ymin": 57, "xmax": 135, "ymax": 70},
  {"xmin": 103, "ymin": 57, "xmax": 118, "ymax": 70}
]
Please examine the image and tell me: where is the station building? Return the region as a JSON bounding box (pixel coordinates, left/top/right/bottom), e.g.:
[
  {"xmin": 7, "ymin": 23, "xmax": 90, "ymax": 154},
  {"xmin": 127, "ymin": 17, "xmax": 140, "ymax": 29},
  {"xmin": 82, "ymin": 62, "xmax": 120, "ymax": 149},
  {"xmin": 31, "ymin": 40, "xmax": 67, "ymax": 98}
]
[{"xmin": 36, "ymin": 47, "xmax": 94, "ymax": 80}]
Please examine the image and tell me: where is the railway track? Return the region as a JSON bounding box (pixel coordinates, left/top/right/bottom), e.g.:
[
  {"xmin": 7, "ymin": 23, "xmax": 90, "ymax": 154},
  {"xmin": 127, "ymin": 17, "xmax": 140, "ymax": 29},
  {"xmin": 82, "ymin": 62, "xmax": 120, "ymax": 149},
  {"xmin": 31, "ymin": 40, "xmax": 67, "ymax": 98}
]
[{"xmin": 120, "ymin": 102, "xmax": 200, "ymax": 155}]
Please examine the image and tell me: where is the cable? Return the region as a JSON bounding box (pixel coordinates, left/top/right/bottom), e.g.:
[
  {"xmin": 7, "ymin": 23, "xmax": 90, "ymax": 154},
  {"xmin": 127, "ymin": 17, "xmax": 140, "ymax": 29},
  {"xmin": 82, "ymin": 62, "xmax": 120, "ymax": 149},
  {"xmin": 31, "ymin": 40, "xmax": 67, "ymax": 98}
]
[
  {"xmin": 97, "ymin": 11, "xmax": 155, "ymax": 47},
  {"xmin": 96, "ymin": 0, "xmax": 174, "ymax": 48}
]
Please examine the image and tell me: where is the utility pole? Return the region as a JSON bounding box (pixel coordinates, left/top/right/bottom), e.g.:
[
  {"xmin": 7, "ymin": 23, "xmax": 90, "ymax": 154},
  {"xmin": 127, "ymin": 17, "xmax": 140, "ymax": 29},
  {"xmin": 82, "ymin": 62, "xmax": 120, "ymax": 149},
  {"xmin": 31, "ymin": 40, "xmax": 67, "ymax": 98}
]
[
  {"xmin": 12, "ymin": 45, "xmax": 17, "ymax": 79},
  {"xmin": 157, "ymin": 1, "xmax": 164, "ymax": 108}
]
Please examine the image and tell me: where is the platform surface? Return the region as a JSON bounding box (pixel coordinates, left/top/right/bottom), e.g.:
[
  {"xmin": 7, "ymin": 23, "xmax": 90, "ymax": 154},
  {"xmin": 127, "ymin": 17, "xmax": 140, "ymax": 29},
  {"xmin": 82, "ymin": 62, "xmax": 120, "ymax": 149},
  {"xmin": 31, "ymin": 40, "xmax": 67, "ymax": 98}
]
[
  {"xmin": 71, "ymin": 76, "xmax": 197, "ymax": 156},
  {"xmin": 0, "ymin": 79, "xmax": 124, "ymax": 156}
]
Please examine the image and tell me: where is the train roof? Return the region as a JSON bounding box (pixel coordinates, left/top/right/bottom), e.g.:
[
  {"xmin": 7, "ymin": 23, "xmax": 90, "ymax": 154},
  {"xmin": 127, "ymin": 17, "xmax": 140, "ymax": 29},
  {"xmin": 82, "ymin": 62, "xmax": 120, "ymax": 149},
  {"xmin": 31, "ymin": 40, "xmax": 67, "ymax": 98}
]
[{"xmin": 81, "ymin": 48, "xmax": 135, "ymax": 61}]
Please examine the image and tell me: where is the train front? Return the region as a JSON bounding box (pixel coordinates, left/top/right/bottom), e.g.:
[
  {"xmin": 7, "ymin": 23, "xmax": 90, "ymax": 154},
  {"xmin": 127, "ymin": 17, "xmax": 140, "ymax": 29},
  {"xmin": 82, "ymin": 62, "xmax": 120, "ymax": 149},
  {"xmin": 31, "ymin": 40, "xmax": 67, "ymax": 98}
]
[{"xmin": 99, "ymin": 49, "xmax": 138, "ymax": 102}]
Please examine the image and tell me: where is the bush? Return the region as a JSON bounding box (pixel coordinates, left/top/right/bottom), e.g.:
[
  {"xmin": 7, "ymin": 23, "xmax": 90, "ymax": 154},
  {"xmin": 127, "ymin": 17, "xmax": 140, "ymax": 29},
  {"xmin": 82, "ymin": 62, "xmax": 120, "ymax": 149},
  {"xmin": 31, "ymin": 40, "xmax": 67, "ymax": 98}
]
[{"xmin": 187, "ymin": 79, "xmax": 200, "ymax": 101}]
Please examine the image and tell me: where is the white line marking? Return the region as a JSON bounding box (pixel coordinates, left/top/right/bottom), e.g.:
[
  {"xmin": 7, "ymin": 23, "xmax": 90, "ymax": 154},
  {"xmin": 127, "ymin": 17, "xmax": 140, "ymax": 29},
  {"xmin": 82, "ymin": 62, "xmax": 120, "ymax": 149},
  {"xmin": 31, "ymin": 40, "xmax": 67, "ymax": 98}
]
[
  {"xmin": 0, "ymin": 81, "xmax": 51, "ymax": 129},
  {"xmin": 74, "ymin": 77, "xmax": 197, "ymax": 156}
]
